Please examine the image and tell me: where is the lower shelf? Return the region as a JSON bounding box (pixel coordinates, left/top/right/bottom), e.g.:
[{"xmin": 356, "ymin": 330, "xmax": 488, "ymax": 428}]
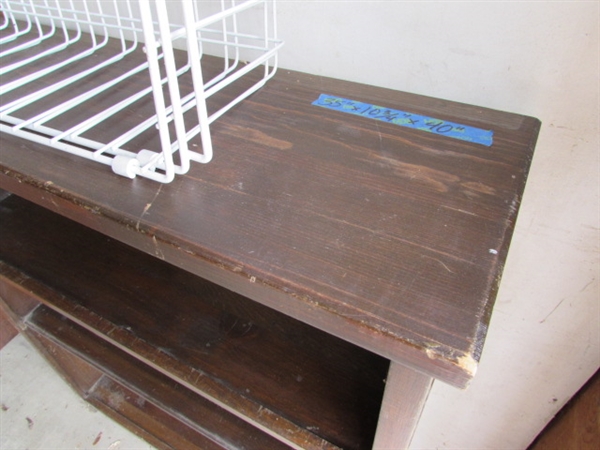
[
  {"xmin": 0, "ymin": 194, "xmax": 389, "ymax": 450},
  {"xmin": 23, "ymin": 305, "xmax": 292, "ymax": 450}
]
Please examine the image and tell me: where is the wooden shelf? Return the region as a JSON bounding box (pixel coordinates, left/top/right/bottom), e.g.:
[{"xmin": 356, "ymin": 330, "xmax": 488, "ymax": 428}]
[
  {"xmin": 0, "ymin": 43, "xmax": 541, "ymax": 389},
  {"xmin": 23, "ymin": 305, "xmax": 293, "ymax": 450},
  {"xmin": 0, "ymin": 19, "xmax": 540, "ymax": 447},
  {"xmin": 0, "ymin": 194, "xmax": 388, "ymax": 450}
]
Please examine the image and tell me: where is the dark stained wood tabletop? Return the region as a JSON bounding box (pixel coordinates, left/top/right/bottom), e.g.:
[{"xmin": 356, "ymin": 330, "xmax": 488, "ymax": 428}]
[{"xmin": 0, "ymin": 55, "xmax": 540, "ymax": 389}]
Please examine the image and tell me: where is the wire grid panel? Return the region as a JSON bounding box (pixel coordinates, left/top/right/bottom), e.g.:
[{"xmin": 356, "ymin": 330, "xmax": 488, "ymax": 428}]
[{"xmin": 0, "ymin": 0, "xmax": 283, "ymax": 182}]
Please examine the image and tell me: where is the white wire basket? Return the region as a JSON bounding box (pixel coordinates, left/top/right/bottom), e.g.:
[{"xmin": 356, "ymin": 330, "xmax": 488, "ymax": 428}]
[{"xmin": 0, "ymin": 0, "xmax": 283, "ymax": 182}]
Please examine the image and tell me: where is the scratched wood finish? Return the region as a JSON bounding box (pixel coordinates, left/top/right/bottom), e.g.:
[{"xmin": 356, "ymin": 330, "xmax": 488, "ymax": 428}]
[
  {"xmin": 24, "ymin": 307, "xmax": 293, "ymax": 450},
  {"xmin": 0, "ymin": 195, "xmax": 388, "ymax": 450},
  {"xmin": 0, "ymin": 280, "xmax": 251, "ymax": 450},
  {"xmin": 6, "ymin": 293, "xmax": 292, "ymax": 450},
  {"xmin": 0, "ymin": 31, "xmax": 540, "ymax": 388}
]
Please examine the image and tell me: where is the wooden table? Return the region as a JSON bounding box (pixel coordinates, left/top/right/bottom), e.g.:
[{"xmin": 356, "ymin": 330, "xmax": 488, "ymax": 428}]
[{"xmin": 0, "ymin": 52, "xmax": 540, "ymax": 449}]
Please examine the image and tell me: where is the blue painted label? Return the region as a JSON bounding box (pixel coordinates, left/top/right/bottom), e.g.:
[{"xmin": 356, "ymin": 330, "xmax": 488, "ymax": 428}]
[{"xmin": 312, "ymin": 94, "xmax": 493, "ymax": 147}]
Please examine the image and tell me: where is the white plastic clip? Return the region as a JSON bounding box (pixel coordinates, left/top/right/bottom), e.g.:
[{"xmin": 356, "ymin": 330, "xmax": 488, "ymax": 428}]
[{"xmin": 111, "ymin": 155, "xmax": 140, "ymax": 179}]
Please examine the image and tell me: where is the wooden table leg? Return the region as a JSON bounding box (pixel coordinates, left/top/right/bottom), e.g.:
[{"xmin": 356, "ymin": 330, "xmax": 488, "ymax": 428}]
[{"xmin": 373, "ymin": 361, "xmax": 434, "ymax": 450}]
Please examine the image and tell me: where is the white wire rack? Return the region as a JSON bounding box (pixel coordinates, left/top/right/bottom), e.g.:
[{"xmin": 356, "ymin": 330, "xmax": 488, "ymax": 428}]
[{"xmin": 0, "ymin": 0, "xmax": 283, "ymax": 182}]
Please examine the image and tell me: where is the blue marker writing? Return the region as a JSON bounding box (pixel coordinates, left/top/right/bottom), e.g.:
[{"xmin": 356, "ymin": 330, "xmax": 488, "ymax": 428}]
[{"xmin": 312, "ymin": 94, "xmax": 493, "ymax": 147}]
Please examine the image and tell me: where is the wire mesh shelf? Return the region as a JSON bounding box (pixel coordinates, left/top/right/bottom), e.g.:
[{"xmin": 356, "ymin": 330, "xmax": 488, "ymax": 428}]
[{"xmin": 0, "ymin": 0, "xmax": 283, "ymax": 182}]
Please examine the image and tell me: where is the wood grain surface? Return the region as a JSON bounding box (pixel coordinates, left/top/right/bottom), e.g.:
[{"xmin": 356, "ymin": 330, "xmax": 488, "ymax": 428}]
[
  {"xmin": 0, "ymin": 195, "xmax": 388, "ymax": 450},
  {"xmin": 0, "ymin": 36, "xmax": 540, "ymax": 388}
]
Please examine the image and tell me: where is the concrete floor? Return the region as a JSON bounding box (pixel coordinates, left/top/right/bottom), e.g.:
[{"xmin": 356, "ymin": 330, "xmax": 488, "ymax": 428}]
[{"xmin": 0, "ymin": 334, "xmax": 155, "ymax": 450}]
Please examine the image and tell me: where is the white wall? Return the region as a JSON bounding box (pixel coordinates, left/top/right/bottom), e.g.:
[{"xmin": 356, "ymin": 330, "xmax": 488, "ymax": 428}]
[{"xmin": 274, "ymin": 1, "xmax": 599, "ymax": 448}]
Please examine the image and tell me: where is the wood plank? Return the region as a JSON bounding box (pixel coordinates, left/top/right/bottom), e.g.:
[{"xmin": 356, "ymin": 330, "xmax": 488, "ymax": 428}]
[
  {"xmin": 0, "ymin": 268, "xmax": 41, "ymax": 326},
  {"xmin": 0, "ymin": 194, "xmax": 388, "ymax": 450},
  {"xmin": 90, "ymin": 377, "xmax": 218, "ymax": 450},
  {"xmin": 0, "ymin": 29, "xmax": 540, "ymax": 387},
  {"xmin": 528, "ymin": 370, "xmax": 600, "ymax": 450},
  {"xmin": 372, "ymin": 362, "xmax": 433, "ymax": 450},
  {"xmin": 0, "ymin": 304, "xmax": 18, "ymax": 350},
  {"xmin": 24, "ymin": 306, "xmax": 292, "ymax": 450}
]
